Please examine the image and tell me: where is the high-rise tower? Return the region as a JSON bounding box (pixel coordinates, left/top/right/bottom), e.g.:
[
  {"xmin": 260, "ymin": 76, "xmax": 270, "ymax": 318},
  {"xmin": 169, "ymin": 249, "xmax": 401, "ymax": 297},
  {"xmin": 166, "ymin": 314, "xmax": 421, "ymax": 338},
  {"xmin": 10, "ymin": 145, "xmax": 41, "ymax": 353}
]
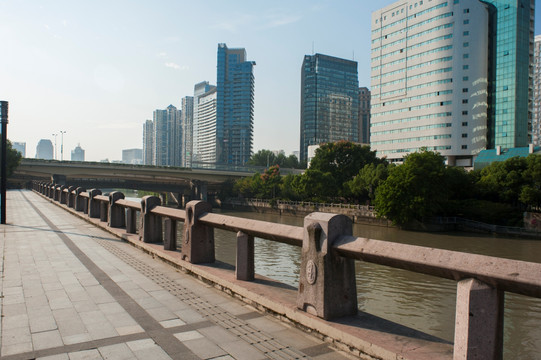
[
  {"xmin": 299, "ymin": 54, "xmax": 359, "ymax": 163},
  {"xmin": 216, "ymin": 43, "xmax": 256, "ymax": 166}
]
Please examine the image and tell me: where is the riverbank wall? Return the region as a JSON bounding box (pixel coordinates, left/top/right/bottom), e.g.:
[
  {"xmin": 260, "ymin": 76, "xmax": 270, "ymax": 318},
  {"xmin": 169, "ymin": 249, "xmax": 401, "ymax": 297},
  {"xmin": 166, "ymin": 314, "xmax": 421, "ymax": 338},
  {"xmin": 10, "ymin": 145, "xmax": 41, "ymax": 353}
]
[{"xmin": 222, "ymin": 198, "xmax": 393, "ymax": 226}]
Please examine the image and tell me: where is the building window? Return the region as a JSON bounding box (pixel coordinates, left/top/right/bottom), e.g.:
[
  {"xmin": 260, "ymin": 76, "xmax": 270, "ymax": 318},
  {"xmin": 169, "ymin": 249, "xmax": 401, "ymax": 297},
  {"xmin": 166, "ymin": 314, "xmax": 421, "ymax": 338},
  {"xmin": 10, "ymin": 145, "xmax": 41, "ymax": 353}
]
[
  {"xmin": 464, "ymin": 19, "xmax": 469, "ymax": 24},
  {"xmin": 462, "ymin": 145, "xmax": 468, "ymax": 149},
  {"xmin": 463, "ymin": 76, "xmax": 469, "ymax": 81},
  {"xmin": 504, "ymin": 50, "xmax": 509, "ymax": 55},
  {"xmin": 454, "ymin": 0, "xmax": 459, "ymax": 3},
  {"xmin": 462, "ymin": 121, "xmax": 468, "ymax": 126},
  {"xmin": 462, "ymin": 133, "xmax": 468, "ymax": 138},
  {"xmin": 464, "ymin": 9, "xmax": 469, "ymax": 13},
  {"xmin": 463, "ymin": 42, "xmax": 469, "ymax": 47},
  {"xmin": 462, "ymin": 110, "xmax": 468, "ymax": 115},
  {"xmin": 462, "ymin": 99, "xmax": 468, "ymax": 104},
  {"xmin": 463, "ymin": 54, "xmax": 469, "ymax": 58},
  {"xmin": 463, "ymin": 31, "xmax": 469, "ymax": 36},
  {"xmin": 463, "ymin": 65, "xmax": 469, "ymax": 70},
  {"xmin": 462, "ymin": 88, "xmax": 468, "ymax": 93},
  {"xmin": 503, "ymin": 85, "xmax": 509, "ymax": 90}
]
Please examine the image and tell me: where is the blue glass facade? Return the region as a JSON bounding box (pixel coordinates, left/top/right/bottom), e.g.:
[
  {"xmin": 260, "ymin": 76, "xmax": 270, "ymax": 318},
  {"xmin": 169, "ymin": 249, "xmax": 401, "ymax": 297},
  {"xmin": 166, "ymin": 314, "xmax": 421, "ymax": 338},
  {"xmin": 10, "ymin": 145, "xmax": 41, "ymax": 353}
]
[
  {"xmin": 216, "ymin": 43, "xmax": 255, "ymax": 166},
  {"xmin": 483, "ymin": 0, "xmax": 534, "ymax": 148},
  {"xmin": 300, "ymin": 54, "xmax": 359, "ymax": 163}
]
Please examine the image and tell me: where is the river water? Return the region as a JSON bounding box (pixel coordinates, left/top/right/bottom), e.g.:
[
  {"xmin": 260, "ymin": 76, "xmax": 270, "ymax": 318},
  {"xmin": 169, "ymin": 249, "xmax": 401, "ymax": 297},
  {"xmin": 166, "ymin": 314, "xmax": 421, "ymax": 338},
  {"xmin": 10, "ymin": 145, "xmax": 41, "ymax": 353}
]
[
  {"xmin": 211, "ymin": 209, "xmax": 540, "ymax": 359},
  {"xmin": 120, "ymin": 190, "xmax": 540, "ymax": 358}
]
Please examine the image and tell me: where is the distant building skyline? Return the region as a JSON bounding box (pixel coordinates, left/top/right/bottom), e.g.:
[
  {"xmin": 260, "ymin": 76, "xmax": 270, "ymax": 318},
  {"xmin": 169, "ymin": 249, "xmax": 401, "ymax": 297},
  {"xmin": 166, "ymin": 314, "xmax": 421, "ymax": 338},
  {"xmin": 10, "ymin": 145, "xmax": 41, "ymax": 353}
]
[
  {"xmin": 359, "ymin": 87, "xmax": 370, "ymax": 145},
  {"xmin": 181, "ymin": 96, "xmax": 194, "ymax": 167},
  {"xmin": 122, "ymin": 148, "xmax": 143, "ymax": 164},
  {"xmin": 299, "ymin": 53, "xmax": 359, "ymax": 163},
  {"xmin": 13, "ymin": 141, "xmax": 26, "ymax": 158},
  {"xmin": 143, "ymin": 120, "xmax": 154, "ymax": 165},
  {"xmin": 36, "ymin": 139, "xmax": 53, "ymax": 160},
  {"xmin": 71, "ymin": 144, "xmax": 85, "ymax": 161},
  {"xmin": 534, "ymin": 34, "xmax": 541, "ymax": 146}
]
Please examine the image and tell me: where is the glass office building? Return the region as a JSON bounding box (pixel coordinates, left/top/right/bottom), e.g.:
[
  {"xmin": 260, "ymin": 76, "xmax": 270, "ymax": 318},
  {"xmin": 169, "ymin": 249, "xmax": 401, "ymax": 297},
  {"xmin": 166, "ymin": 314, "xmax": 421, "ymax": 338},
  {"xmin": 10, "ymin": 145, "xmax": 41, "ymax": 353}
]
[
  {"xmin": 300, "ymin": 54, "xmax": 359, "ymax": 163},
  {"xmin": 216, "ymin": 43, "xmax": 255, "ymax": 166}
]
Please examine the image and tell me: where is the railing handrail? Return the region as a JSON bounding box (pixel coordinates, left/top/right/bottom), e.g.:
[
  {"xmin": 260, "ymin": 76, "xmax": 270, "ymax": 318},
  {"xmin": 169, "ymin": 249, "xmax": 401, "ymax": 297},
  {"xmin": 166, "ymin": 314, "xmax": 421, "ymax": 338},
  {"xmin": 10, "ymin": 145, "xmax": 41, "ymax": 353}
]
[
  {"xmin": 115, "ymin": 199, "xmax": 141, "ymax": 210},
  {"xmin": 94, "ymin": 195, "xmax": 109, "ymax": 202}
]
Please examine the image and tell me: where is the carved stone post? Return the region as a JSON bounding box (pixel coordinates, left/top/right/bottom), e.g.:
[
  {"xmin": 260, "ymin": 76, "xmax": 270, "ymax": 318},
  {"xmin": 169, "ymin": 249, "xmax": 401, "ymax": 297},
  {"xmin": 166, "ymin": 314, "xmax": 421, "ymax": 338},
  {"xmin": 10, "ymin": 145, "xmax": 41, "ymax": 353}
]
[
  {"xmin": 454, "ymin": 278, "xmax": 504, "ymax": 360},
  {"xmin": 75, "ymin": 187, "xmax": 86, "ymax": 212},
  {"xmin": 88, "ymin": 189, "xmax": 102, "ymax": 218},
  {"xmin": 140, "ymin": 196, "xmax": 162, "ymax": 243},
  {"xmin": 59, "ymin": 186, "xmax": 68, "ymax": 204},
  {"xmin": 100, "ymin": 200, "xmax": 108, "ymax": 222},
  {"xmin": 297, "ymin": 213, "xmax": 357, "ymax": 320},
  {"xmin": 181, "ymin": 201, "xmax": 214, "ymax": 263},
  {"xmin": 108, "ymin": 191, "xmax": 125, "ymax": 228},
  {"xmin": 126, "ymin": 208, "xmax": 137, "ymax": 234},
  {"xmin": 164, "ymin": 218, "xmax": 177, "ymax": 251},
  {"xmin": 236, "ymin": 231, "xmax": 254, "ymax": 281},
  {"xmin": 53, "ymin": 185, "xmax": 60, "ymax": 201},
  {"xmin": 67, "ymin": 186, "xmax": 76, "ymax": 208}
]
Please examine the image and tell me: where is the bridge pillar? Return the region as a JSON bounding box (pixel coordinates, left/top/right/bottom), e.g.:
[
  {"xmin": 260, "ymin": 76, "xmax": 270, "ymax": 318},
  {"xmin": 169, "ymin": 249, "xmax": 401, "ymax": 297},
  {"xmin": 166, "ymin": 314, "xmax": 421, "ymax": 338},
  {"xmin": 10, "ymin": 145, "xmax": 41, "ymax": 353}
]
[
  {"xmin": 51, "ymin": 174, "xmax": 67, "ymax": 186},
  {"xmin": 297, "ymin": 213, "xmax": 357, "ymax": 320},
  {"xmin": 140, "ymin": 196, "xmax": 162, "ymax": 243},
  {"xmin": 59, "ymin": 186, "xmax": 68, "ymax": 205},
  {"xmin": 108, "ymin": 191, "xmax": 126, "ymax": 228},
  {"xmin": 454, "ymin": 278, "xmax": 504, "ymax": 360},
  {"xmin": 88, "ymin": 189, "xmax": 102, "ymax": 218},
  {"xmin": 191, "ymin": 181, "xmax": 208, "ymax": 202},
  {"xmin": 181, "ymin": 201, "xmax": 214, "ymax": 264},
  {"xmin": 75, "ymin": 187, "xmax": 86, "ymax": 212},
  {"xmin": 67, "ymin": 186, "xmax": 77, "ymax": 208}
]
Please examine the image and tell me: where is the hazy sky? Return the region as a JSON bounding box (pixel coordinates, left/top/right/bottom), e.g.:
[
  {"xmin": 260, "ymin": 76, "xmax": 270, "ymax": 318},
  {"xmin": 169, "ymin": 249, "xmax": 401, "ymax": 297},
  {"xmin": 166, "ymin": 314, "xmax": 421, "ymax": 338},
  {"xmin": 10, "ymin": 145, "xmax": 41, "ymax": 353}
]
[{"xmin": 2, "ymin": 1, "xmax": 541, "ymax": 161}]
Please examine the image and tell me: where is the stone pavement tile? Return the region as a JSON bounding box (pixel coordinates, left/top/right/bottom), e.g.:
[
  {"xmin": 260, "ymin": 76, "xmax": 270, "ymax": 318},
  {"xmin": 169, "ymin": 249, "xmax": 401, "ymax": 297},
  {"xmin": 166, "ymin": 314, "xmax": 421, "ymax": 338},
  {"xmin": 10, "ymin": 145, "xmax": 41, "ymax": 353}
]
[
  {"xmin": 126, "ymin": 338, "xmax": 156, "ymax": 352},
  {"xmin": 97, "ymin": 343, "xmax": 135, "ymax": 360},
  {"xmin": 43, "ymin": 282, "xmax": 64, "ymax": 291},
  {"xmin": 1, "ymin": 341, "xmax": 34, "ymax": 356},
  {"xmin": 79, "ymin": 310, "xmax": 108, "ymax": 325},
  {"xmin": 37, "ymin": 354, "xmax": 70, "ymax": 360},
  {"xmin": 29, "ymin": 315, "xmax": 58, "ymax": 333},
  {"xmin": 218, "ymin": 340, "xmax": 267, "ymax": 360},
  {"xmin": 174, "ymin": 308, "xmax": 206, "ymax": 324},
  {"xmin": 145, "ymin": 306, "xmax": 177, "ymax": 322},
  {"xmin": 63, "ymin": 332, "xmax": 92, "ymax": 345},
  {"xmin": 85, "ymin": 285, "xmax": 115, "ymax": 304},
  {"xmin": 97, "ymin": 302, "xmax": 125, "ymax": 316},
  {"xmin": 135, "ymin": 296, "xmax": 163, "ymax": 310},
  {"xmin": 32, "ymin": 329, "xmax": 64, "ymax": 350},
  {"xmin": 104, "ymin": 312, "xmax": 138, "ymax": 329},
  {"xmin": 132, "ymin": 346, "xmax": 172, "ymax": 360},
  {"xmin": 269, "ymin": 327, "xmax": 324, "ymax": 350},
  {"xmin": 198, "ymin": 325, "xmax": 240, "ymax": 345},
  {"xmin": 86, "ymin": 322, "xmax": 119, "ymax": 341},
  {"xmin": 246, "ymin": 315, "xmax": 292, "ymax": 333},
  {"xmin": 159, "ymin": 318, "xmax": 186, "ymax": 328},
  {"xmin": 116, "ymin": 325, "xmax": 144, "ymax": 336},
  {"xmin": 173, "ymin": 330, "xmax": 204, "ymax": 342},
  {"xmin": 313, "ymin": 350, "xmax": 357, "ymax": 360},
  {"xmin": 3, "ymin": 302, "xmax": 27, "ymax": 316},
  {"xmin": 216, "ymin": 301, "xmax": 255, "ymax": 316},
  {"xmin": 68, "ymin": 348, "xmax": 103, "ymax": 360},
  {"xmin": 73, "ymin": 299, "xmax": 99, "ymax": 313},
  {"xmin": 26, "ymin": 295, "xmax": 51, "ymax": 308},
  {"xmin": 180, "ymin": 337, "xmax": 228, "ymax": 359},
  {"xmin": 2, "ymin": 326, "xmax": 32, "ymax": 346},
  {"xmin": 3, "ymin": 313, "xmax": 29, "ymax": 329}
]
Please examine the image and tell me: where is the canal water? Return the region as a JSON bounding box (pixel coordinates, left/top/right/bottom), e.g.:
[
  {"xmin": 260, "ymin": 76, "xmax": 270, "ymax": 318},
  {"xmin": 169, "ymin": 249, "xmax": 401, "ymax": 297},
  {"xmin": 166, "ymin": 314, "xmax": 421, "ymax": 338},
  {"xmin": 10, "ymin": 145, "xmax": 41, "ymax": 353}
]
[{"xmin": 120, "ymin": 192, "xmax": 540, "ymax": 358}]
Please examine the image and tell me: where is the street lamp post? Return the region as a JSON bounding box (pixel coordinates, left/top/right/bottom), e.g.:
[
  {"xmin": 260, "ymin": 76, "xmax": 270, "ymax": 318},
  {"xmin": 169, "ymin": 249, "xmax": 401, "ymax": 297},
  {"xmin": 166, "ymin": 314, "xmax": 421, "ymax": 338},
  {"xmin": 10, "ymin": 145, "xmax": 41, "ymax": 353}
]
[
  {"xmin": 52, "ymin": 133, "xmax": 58, "ymax": 160},
  {"xmin": 1, "ymin": 101, "xmax": 9, "ymax": 224},
  {"xmin": 60, "ymin": 130, "xmax": 66, "ymax": 161}
]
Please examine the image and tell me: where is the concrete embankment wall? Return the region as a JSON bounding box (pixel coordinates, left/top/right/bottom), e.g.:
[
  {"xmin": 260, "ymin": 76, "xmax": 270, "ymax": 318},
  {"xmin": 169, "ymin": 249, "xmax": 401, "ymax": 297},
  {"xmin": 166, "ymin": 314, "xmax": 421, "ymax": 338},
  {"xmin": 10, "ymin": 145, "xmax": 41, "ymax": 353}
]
[{"xmin": 222, "ymin": 200, "xmax": 393, "ymax": 227}]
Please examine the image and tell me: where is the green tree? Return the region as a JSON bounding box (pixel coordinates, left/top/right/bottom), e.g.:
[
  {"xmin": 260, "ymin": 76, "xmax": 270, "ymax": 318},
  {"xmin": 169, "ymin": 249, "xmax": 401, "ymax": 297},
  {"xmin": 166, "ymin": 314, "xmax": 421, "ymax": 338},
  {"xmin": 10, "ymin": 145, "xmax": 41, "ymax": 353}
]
[
  {"xmin": 309, "ymin": 141, "xmax": 382, "ymax": 198},
  {"xmin": 258, "ymin": 165, "xmax": 281, "ymax": 198},
  {"xmin": 374, "ymin": 150, "xmax": 448, "ymax": 225},
  {"xmin": 347, "ymin": 163, "xmax": 390, "ymax": 204},
  {"xmin": 247, "ymin": 150, "xmax": 275, "ymax": 167},
  {"xmin": 476, "ymin": 156, "xmax": 528, "ymax": 205},
  {"xmin": 1, "ymin": 140, "xmax": 23, "ymax": 178},
  {"xmin": 519, "ymin": 155, "xmax": 541, "ymax": 208}
]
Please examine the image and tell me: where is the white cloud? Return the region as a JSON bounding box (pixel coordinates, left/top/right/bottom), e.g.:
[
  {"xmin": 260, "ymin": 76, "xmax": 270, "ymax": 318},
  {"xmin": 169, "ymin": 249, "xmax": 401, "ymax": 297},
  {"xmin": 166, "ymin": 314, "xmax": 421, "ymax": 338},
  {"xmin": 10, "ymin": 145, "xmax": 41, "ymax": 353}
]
[
  {"xmin": 263, "ymin": 14, "xmax": 302, "ymax": 28},
  {"xmin": 165, "ymin": 62, "xmax": 188, "ymax": 70}
]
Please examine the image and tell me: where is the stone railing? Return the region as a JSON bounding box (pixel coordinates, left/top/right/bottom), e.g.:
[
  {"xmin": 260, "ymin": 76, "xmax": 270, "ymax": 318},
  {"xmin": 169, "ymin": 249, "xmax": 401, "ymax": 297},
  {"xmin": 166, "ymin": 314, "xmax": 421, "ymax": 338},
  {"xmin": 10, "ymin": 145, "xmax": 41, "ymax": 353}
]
[{"xmin": 33, "ymin": 181, "xmax": 541, "ymax": 360}]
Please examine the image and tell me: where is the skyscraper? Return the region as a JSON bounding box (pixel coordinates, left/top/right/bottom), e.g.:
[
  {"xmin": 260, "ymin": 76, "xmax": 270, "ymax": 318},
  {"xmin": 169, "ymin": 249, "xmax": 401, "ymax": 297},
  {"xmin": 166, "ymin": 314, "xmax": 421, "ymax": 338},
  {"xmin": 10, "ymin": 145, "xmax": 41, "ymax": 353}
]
[
  {"xmin": 299, "ymin": 53, "xmax": 359, "ymax": 163},
  {"xmin": 181, "ymin": 96, "xmax": 194, "ymax": 167},
  {"xmin": 192, "ymin": 82, "xmax": 216, "ymax": 167},
  {"xmin": 143, "ymin": 120, "xmax": 154, "ymax": 165},
  {"xmin": 216, "ymin": 43, "xmax": 256, "ymax": 166},
  {"xmin": 153, "ymin": 105, "xmax": 181, "ymax": 166},
  {"xmin": 122, "ymin": 148, "xmax": 143, "ymax": 164},
  {"xmin": 36, "ymin": 139, "xmax": 53, "ymax": 160},
  {"xmin": 370, "ymin": 0, "xmax": 534, "ymax": 166},
  {"xmin": 71, "ymin": 144, "xmax": 85, "ymax": 161},
  {"xmin": 13, "ymin": 142, "xmax": 26, "ymax": 157},
  {"xmin": 359, "ymin": 87, "xmax": 371, "ymax": 144},
  {"xmin": 195, "ymin": 88, "xmax": 218, "ymax": 167},
  {"xmin": 534, "ymin": 35, "xmax": 541, "ymax": 146}
]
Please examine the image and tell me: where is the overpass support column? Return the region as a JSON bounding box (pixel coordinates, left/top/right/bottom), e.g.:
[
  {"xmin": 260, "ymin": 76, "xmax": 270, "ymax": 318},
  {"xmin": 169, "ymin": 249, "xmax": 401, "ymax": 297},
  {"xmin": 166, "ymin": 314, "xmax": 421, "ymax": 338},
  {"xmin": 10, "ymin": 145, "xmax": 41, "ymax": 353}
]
[
  {"xmin": 140, "ymin": 196, "xmax": 162, "ymax": 243},
  {"xmin": 297, "ymin": 213, "xmax": 357, "ymax": 320},
  {"xmin": 88, "ymin": 189, "xmax": 102, "ymax": 218},
  {"xmin": 454, "ymin": 278, "xmax": 504, "ymax": 360},
  {"xmin": 181, "ymin": 201, "xmax": 214, "ymax": 264},
  {"xmin": 108, "ymin": 191, "xmax": 126, "ymax": 228},
  {"xmin": 192, "ymin": 181, "xmax": 208, "ymax": 202},
  {"xmin": 75, "ymin": 187, "xmax": 86, "ymax": 212}
]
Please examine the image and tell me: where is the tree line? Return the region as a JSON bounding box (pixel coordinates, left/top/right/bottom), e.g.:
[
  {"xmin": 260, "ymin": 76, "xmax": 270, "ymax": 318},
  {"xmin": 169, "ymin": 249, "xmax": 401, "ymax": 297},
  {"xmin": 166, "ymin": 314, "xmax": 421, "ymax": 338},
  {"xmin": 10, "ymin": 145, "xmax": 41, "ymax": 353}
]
[{"xmin": 231, "ymin": 141, "xmax": 541, "ymax": 227}]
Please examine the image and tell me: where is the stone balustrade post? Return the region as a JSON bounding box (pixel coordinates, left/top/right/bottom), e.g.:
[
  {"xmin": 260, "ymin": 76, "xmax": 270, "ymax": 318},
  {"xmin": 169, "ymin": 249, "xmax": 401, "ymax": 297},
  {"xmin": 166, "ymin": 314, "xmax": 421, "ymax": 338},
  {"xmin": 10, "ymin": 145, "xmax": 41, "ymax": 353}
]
[
  {"xmin": 88, "ymin": 189, "xmax": 102, "ymax": 218},
  {"xmin": 164, "ymin": 218, "xmax": 177, "ymax": 251},
  {"xmin": 75, "ymin": 187, "xmax": 86, "ymax": 212},
  {"xmin": 59, "ymin": 186, "xmax": 68, "ymax": 204},
  {"xmin": 47, "ymin": 184, "xmax": 53, "ymax": 198},
  {"xmin": 100, "ymin": 200, "xmax": 108, "ymax": 222},
  {"xmin": 297, "ymin": 213, "xmax": 357, "ymax": 320},
  {"xmin": 108, "ymin": 191, "xmax": 125, "ymax": 228},
  {"xmin": 53, "ymin": 185, "xmax": 61, "ymax": 201},
  {"xmin": 67, "ymin": 186, "xmax": 76, "ymax": 208},
  {"xmin": 454, "ymin": 278, "xmax": 504, "ymax": 360},
  {"xmin": 140, "ymin": 196, "xmax": 162, "ymax": 243},
  {"xmin": 181, "ymin": 201, "xmax": 214, "ymax": 264},
  {"xmin": 126, "ymin": 208, "xmax": 137, "ymax": 234},
  {"xmin": 236, "ymin": 231, "xmax": 254, "ymax": 281}
]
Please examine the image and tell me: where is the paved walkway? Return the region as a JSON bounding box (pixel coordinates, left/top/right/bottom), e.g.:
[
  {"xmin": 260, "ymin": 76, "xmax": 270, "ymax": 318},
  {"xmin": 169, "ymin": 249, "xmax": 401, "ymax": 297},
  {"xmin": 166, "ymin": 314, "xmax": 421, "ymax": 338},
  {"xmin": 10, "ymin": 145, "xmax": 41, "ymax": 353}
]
[{"xmin": 0, "ymin": 190, "xmax": 354, "ymax": 360}]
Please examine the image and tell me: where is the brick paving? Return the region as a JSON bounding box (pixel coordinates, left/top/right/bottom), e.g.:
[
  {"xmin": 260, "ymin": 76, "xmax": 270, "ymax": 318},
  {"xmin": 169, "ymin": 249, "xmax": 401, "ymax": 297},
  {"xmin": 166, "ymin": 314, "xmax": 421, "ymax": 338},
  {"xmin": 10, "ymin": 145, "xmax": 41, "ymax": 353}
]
[{"xmin": 0, "ymin": 190, "xmax": 355, "ymax": 360}]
